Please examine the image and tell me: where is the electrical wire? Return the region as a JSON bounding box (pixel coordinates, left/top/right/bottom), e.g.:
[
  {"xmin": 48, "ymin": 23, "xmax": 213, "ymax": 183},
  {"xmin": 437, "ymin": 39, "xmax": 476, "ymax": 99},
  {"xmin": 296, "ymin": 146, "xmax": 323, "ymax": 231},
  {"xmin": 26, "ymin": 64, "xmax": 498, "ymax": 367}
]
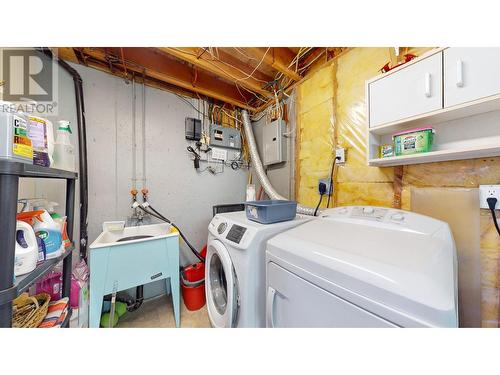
[
  {"xmin": 298, "ymin": 49, "xmax": 327, "ymax": 73},
  {"xmin": 170, "ymin": 47, "xmax": 270, "ymax": 84},
  {"xmin": 326, "ymin": 156, "xmax": 340, "ymax": 208},
  {"xmin": 234, "ymin": 47, "xmax": 271, "ymax": 82},
  {"xmin": 233, "ymin": 47, "xmax": 258, "ymax": 61},
  {"xmin": 487, "ymin": 197, "xmax": 500, "ymax": 236},
  {"xmin": 314, "ymin": 194, "xmax": 324, "ymax": 216}
]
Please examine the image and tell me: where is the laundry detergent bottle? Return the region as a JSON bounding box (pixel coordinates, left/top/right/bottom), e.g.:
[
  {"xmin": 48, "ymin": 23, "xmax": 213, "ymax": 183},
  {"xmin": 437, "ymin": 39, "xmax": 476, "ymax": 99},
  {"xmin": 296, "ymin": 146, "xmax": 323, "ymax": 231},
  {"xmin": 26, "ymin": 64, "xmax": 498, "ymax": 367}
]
[
  {"xmin": 33, "ymin": 210, "xmax": 62, "ymax": 259},
  {"xmin": 53, "ymin": 120, "xmax": 75, "ymax": 172},
  {"xmin": 14, "ymin": 221, "xmax": 38, "ymax": 276}
]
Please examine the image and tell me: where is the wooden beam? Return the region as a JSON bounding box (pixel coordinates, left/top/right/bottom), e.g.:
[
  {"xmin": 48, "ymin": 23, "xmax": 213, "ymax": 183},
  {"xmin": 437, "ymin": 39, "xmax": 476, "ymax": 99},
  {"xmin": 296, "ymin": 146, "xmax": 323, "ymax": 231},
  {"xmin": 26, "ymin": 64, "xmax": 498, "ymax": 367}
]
[
  {"xmin": 299, "ymin": 48, "xmax": 326, "ymax": 69},
  {"xmin": 246, "ymin": 47, "xmax": 302, "ymax": 82},
  {"xmin": 67, "ymin": 54, "xmax": 200, "ymax": 99},
  {"xmin": 253, "ymin": 47, "xmax": 353, "ymax": 114},
  {"xmin": 76, "ymin": 47, "xmax": 256, "ymax": 111},
  {"xmin": 52, "ymin": 48, "xmax": 79, "ymax": 63},
  {"xmin": 158, "ymin": 47, "xmax": 274, "ymax": 98}
]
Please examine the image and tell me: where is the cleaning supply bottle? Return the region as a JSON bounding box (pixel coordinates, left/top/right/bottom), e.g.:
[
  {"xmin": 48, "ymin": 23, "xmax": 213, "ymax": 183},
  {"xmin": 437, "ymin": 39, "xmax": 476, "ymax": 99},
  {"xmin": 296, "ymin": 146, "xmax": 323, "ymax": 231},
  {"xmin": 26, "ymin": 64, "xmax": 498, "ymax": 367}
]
[
  {"xmin": 27, "ymin": 115, "xmax": 51, "ymax": 167},
  {"xmin": 14, "ymin": 221, "xmax": 38, "ymax": 276},
  {"xmin": 53, "ymin": 120, "xmax": 75, "ymax": 171},
  {"xmin": 0, "ymin": 101, "xmax": 33, "ymax": 164},
  {"xmin": 33, "ymin": 210, "xmax": 62, "ymax": 259}
]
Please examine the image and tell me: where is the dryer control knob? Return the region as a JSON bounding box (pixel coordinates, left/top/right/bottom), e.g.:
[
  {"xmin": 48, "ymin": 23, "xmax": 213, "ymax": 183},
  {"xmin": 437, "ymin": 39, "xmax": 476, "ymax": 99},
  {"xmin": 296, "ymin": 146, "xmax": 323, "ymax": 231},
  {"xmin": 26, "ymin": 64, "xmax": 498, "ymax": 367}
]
[
  {"xmin": 217, "ymin": 222, "xmax": 227, "ymax": 234},
  {"xmin": 391, "ymin": 213, "xmax": 404, "ymax": 221},
  {"xmin": 363, "ymin": 207, "xmax": 374, "ymax": 214}
]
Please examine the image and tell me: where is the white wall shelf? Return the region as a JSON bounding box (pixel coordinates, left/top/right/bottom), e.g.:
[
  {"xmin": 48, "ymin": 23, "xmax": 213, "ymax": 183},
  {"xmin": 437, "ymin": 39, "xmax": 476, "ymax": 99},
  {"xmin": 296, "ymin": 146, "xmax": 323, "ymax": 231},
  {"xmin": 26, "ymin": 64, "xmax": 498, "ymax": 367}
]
[
  {"xmin": 366, "ymin": 47, "xmax": 500, "ymax": 167},
  {"xmin": 369, "ymin": 144, "xmax": 500, "ymax": 167}
]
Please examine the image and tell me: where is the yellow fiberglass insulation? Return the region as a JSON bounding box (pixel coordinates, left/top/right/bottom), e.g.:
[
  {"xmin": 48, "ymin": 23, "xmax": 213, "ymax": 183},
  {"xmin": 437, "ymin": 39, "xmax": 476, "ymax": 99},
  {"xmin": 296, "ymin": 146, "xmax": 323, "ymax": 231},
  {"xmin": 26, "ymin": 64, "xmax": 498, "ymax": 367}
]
[{"xmin": 296, "ymin": 47, "xmax": 500, "ymax": 327}]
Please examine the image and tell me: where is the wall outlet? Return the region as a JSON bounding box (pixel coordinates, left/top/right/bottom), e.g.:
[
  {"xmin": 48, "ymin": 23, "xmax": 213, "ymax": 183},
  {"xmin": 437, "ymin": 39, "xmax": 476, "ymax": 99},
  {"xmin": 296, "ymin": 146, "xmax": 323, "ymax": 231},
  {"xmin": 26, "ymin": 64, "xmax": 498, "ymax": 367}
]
[
  {"xmin": 319, "ymin": 179, "xmax": 333, "ymax": 195},
  {"xmin": 479, "ymin": 185, "xmax": 500, "ymax": 209},
  {"xmin": 335, "ymin": 147, "xmax": 346, "ymax": 164}
]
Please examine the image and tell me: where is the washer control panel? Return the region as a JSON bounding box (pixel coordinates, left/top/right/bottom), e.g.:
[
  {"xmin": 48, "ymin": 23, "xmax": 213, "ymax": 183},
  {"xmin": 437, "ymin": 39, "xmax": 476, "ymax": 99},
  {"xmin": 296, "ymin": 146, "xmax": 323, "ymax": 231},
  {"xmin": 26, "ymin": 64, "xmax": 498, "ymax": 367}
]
[
  {"xmin": 226, "ymin": 224, "xmax": 247, "ymax": 244},
  {"xmin": 350, "ymin": 206, "xmax": 388, "ymax": 221},
  {"xmin": 320, "ymin": 206, "xmax": 449, "ymax": 235},
  {"xmin": 322, "ymin": 206, "xmax": 410, "ymax": 224}
]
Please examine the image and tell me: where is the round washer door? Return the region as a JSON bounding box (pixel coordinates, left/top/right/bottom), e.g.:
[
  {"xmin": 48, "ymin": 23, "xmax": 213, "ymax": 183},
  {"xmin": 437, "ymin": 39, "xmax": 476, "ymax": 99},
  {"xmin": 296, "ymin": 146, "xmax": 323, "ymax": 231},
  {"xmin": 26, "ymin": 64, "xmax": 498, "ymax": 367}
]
[{"xmin": 205, "ymin": 240, "xmax": 239, "ymax": 328}]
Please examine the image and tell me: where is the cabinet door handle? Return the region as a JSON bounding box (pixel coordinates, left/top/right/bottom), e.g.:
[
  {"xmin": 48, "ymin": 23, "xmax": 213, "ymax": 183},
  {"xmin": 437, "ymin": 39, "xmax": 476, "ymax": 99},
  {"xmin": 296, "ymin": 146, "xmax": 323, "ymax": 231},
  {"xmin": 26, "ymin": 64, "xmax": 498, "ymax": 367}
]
[
  {"xmin": 456, "ymin": 59, "xmax": 464, "ymax": 87},
  {"xmin": 425, "ymin": 73, "xmax": 432, "ymax": 97}
]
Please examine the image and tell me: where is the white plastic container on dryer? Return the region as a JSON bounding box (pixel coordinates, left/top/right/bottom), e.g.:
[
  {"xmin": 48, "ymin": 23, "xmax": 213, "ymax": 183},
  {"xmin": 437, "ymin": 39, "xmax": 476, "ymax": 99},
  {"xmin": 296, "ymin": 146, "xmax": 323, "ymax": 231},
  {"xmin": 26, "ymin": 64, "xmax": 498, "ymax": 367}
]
[
  {"xmin": 15, "ymin": 221, "xmax": 38, "ymax": 276},
  {"xmin": 0, "ymin": 101, "xmax": 33, "ymax": 163}
]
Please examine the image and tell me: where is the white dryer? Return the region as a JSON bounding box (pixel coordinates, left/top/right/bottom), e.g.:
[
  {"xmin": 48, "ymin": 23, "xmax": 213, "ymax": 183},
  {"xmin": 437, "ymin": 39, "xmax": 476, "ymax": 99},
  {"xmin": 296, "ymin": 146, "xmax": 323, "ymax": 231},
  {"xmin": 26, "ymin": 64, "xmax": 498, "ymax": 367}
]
[
  {"xmin": 206, "ymin": 211, "xmax": 311, "ymax": 328},
  {"xmin": 266, "ymin": 206, "xmax": 459, "ymax": 328}
]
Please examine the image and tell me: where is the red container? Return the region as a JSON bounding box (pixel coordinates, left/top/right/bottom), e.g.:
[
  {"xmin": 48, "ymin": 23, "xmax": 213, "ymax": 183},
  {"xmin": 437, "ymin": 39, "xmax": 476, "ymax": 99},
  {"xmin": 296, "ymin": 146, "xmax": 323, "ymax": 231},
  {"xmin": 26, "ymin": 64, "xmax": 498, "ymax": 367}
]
[{"xmin": 181, "ymin": 262, "xmax": 206, "ymax": 311}]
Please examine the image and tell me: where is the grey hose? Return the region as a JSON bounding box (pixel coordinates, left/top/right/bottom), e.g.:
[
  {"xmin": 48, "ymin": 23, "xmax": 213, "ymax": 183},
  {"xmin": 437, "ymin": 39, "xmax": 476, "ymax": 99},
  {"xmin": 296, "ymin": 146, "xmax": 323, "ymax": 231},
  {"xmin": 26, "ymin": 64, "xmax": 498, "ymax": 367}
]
[{"xmin": 241, "ymin": 110, "xmax": 317, "ymax": 216}]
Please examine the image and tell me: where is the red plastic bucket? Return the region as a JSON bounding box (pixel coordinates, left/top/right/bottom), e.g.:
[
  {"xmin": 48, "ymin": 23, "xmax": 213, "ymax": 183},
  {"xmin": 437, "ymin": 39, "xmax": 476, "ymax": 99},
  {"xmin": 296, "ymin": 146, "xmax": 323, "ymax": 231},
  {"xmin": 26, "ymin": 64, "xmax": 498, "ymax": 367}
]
[{"xmin": 181, "ymin": 262, "xmax": 206, "ymax": 311}]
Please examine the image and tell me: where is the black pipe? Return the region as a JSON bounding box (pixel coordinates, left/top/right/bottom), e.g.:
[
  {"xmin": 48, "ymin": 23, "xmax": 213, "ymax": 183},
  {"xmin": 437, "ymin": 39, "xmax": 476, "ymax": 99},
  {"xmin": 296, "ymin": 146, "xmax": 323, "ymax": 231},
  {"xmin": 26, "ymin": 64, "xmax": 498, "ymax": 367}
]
[
  {"xmin": 126, "ymin": 285, "xmax": 144, "ymax": 312},
  {"xmin": 138, "ymin": 205, "xmax": 205, "ymax": 262},
  {"xmin": 39, "ymin": 48, "xmax": 89, "ymax": 260}
]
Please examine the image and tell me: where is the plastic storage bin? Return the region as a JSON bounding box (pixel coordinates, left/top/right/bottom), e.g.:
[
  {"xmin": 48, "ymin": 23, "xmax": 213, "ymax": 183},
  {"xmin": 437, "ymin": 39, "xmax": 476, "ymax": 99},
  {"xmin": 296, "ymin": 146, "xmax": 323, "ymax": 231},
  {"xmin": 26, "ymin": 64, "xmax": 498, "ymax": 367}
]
[{"xmin": 245, "ymin": 200, "xmax": 297, "ymax": 224}]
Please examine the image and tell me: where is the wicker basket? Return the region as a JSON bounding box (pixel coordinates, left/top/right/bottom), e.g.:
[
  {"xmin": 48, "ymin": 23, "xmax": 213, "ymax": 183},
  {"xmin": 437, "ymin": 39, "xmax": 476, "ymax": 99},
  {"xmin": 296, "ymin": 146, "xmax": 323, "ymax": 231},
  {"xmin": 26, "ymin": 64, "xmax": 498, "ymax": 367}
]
[{"xmin": 12, "ymin": 293, "xmax": 51, "ymax": 328}]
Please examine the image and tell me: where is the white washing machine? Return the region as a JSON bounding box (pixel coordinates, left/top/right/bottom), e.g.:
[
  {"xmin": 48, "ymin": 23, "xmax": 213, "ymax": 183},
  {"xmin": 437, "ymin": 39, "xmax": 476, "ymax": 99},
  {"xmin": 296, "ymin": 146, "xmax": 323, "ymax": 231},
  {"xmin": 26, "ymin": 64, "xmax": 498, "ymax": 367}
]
[
  {"xmin": 206, "ymin": 211, "xmax": 311, "ymax": 328},
  {"xmin": 266, "ymin": 206, "xmax": 459, "ymax": 328}
]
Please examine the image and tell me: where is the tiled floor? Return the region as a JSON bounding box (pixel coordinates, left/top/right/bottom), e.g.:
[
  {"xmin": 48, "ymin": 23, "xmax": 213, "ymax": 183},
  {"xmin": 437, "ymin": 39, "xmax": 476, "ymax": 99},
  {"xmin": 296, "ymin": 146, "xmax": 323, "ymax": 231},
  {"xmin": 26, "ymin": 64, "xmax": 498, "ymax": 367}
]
[{"xmin": 116, "ymin": 294, "xmax": 211, "ymax": 328}]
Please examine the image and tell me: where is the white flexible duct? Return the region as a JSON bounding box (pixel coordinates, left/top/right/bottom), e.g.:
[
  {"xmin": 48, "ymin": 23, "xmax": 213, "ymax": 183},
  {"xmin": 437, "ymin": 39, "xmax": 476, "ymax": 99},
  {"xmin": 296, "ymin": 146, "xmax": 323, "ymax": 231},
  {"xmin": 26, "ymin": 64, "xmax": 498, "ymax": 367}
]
[{"xmin": 242, "ymin": 110, "xmax": 317, "ymax": 216}]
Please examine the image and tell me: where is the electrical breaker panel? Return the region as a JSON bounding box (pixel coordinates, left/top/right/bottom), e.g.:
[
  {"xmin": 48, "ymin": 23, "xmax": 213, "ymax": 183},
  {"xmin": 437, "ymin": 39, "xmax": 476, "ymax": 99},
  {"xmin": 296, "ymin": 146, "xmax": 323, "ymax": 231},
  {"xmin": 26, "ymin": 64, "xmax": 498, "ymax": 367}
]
[
  {"xmin": 209, "ymin": 124, "xmax": 241, "ymax": 150},
  {"xmin": 263, "ymin": 119, "xmax": 286, "ymax": 166}
]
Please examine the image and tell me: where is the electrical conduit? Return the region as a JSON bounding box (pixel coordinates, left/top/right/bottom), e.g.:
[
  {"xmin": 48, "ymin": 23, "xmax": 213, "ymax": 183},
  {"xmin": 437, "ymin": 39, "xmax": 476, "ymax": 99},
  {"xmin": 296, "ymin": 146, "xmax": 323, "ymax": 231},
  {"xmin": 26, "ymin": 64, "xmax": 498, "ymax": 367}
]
[{"xmin": 241, "ymin": 110, "xmax": 317, "ymax": 216}]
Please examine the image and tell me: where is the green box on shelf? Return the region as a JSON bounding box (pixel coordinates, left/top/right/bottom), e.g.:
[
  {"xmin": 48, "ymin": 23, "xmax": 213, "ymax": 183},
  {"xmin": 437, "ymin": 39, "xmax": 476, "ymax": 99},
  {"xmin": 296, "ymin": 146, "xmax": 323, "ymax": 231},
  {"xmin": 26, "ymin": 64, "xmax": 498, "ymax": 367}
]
[{"xmin": 393, "ymin": 127, "xmax": 434, "ymax": 156}]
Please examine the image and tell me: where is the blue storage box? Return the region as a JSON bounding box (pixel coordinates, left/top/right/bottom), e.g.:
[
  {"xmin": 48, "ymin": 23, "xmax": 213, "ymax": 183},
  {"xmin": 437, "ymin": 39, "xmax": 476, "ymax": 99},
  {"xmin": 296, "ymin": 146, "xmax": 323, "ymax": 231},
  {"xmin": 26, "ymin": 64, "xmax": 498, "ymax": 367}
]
[{"xmin": 245, "ymin": 200, "xmax": 297, "ymax": 224}]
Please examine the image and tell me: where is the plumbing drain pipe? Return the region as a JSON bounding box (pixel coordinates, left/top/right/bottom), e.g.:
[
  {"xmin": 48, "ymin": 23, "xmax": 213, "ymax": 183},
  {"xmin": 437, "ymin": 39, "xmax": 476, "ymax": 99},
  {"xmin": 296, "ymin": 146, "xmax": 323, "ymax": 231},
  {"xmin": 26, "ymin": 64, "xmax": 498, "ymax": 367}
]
[{"xmin": 241, "ymin": 110, "xmax": 317, "ymax": 216}]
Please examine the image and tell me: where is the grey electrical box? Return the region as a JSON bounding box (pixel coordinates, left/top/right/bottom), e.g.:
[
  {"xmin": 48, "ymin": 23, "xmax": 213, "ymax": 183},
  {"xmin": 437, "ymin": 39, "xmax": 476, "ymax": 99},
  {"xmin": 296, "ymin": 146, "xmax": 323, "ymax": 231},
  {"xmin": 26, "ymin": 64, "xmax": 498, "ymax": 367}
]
[
  {"xmin": 209, "ymin": 124, "xmax": 241, "ymax": 150},
  {"xmin": 263, "ymin": 119, "xmax": 286, "ymax": 166}
]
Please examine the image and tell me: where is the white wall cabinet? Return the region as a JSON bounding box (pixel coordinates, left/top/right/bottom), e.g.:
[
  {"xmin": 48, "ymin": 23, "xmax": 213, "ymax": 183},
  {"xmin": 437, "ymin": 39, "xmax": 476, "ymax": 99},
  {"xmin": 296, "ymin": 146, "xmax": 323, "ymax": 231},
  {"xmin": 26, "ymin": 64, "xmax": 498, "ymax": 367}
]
[
  {"xmin": 366, "ymin": 48, "xmax": 500, "ymax": 166},
  {"xmin": 444, "ymin": 48, "xmax": 500, "ymax": 107},
  {"xmin": 369, "ymin": 52, "xmax": 443, "ymax": 127}
]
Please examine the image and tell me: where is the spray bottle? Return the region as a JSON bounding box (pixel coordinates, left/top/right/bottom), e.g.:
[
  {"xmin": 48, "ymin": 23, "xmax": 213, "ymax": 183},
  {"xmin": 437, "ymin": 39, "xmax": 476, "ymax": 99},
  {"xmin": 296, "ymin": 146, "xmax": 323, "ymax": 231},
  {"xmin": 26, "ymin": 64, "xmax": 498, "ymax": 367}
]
[{"xmin": 53, "ymin": 120, "xmax": 75, "ymax": 171}]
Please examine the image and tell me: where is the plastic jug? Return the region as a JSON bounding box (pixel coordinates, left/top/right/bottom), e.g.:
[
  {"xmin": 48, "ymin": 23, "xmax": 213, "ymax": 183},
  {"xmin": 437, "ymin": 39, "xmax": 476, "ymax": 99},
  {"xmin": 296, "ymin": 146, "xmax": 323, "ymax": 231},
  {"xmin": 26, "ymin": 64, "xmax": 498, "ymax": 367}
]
[
  {"xmin": 33, "ymin": 210, "xmax": 62, "ymax": 259},
  {"xmin": 14, "ymin": 221, "xmax": 38, "ymax": 276},
  {"xmin": 52, "ymin": 120, "xmax": 75, "ymax": 171}
]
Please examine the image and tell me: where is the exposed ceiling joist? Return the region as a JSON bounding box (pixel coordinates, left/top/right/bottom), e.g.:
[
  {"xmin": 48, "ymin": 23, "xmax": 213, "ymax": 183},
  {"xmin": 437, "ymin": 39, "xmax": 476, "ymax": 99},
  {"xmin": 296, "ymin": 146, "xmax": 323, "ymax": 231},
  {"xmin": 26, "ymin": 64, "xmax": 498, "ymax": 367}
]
[
  {"xmin": 56, "ymin": 47, "xmax": 349, "ymax": 112},
  {"xmin": 72, "ymin": 55, "xmax": 199, "ymax": 99},
  {"xmin": 300, "ymin": 48, "xmax": 326, "ymax": 69},
  {"xmin": 78, "ymin": 47, "xmax": 255, "ymax": 110},
  {"xmin": 246, "ymin": 47, "xmax": 303, "ymax": 82},
  {"xmin": 157, "ymin": 47, "xmax": 273, "ymax": 98}
]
